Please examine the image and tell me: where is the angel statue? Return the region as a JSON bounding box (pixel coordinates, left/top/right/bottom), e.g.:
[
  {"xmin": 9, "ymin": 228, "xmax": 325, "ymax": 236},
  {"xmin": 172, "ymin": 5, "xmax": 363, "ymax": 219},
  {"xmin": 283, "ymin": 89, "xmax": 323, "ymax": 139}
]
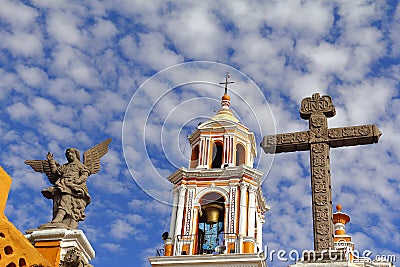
[{"xmin": 25, "ymin": 138, "xmax": 111, "ymax": 229}]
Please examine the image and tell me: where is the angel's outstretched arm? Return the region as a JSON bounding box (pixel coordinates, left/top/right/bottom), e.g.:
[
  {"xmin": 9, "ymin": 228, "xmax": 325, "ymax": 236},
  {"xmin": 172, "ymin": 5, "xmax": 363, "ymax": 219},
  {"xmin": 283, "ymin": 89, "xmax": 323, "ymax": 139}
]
[{"xmin": 46, "ymin": 152, "xmax": 58, "ymax": 174}]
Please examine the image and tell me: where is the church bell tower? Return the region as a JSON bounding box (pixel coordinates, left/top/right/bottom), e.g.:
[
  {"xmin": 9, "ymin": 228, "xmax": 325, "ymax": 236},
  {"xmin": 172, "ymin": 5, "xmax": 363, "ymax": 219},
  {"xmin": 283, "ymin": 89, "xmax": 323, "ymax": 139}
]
[{"xmin": 149, "ymin": 75, "xmax": 269, "ymax": 267}]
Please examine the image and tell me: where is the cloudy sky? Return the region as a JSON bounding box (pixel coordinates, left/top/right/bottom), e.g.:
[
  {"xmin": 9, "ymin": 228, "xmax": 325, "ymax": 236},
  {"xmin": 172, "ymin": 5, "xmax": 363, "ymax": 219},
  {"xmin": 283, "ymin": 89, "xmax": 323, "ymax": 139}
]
[{"xmin": 1, "ymin": 0, "xmax": 399, "ymax": 266}]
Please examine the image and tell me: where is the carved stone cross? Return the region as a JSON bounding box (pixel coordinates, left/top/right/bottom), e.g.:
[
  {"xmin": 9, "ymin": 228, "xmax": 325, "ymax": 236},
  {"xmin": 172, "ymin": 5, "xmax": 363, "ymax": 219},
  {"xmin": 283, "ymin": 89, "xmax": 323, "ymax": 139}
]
[{"xmin": 261, "ymin": 93, "xmax": 381, "ymax": 251}]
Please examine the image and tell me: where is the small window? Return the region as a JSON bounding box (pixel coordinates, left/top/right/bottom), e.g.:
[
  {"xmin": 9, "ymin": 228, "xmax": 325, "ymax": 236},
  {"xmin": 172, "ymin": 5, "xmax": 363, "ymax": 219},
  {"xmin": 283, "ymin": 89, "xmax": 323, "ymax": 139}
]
[
  {"xmin": 211, "ymin": 142, "xmax": 223, "ymax": 168},
  {"xmin": 190, "ymin": 145, "xmax": 199, "ymax": 168},
  {"xmin": 236, "ymin": 143, "xmax": 245, "ymax": 166}
]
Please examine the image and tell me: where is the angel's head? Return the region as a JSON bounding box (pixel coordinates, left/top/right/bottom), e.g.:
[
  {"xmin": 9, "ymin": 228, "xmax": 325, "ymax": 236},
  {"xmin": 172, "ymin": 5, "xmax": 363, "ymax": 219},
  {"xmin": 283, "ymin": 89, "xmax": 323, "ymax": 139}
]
[{"xmin": 65, "ymin": 148, "xmax": 80, "ymax": 163}]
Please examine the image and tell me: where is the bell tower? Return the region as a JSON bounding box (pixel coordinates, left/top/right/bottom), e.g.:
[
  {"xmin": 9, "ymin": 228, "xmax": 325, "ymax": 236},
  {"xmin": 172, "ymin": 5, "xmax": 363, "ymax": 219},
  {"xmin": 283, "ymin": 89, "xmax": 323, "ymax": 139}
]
[{"xmin": 149, "ymin": 75, "xmax": 269, "ymax": 267}]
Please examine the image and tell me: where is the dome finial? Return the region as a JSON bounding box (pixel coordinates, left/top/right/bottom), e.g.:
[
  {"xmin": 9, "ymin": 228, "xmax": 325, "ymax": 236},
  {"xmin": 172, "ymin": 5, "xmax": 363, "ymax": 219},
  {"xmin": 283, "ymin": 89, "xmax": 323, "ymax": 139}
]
[
  {"xmin": 219, "ymin": 72, "xmax": 234, "ymax": 109},
  {"xmin": 336, "ymin": 204, "xmax": 342, "ymax": 212},
  {"xmin": 333, "ymin": 203, "xmax": 350, "ymax": 235}
]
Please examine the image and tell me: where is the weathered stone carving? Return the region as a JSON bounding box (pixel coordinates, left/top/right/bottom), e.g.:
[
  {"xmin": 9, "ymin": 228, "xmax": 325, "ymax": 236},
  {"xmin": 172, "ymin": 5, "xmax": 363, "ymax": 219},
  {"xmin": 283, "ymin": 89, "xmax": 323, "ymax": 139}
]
[
  {"xmin": 317, "ymin": 237, "xmax": 331, "ymax": 250},
  {"xmin": 261, "ymin": 93, "xmax": 381, "ymax": 252},
  {"xmin": 61, "ymin": 248, "xmax": 93, "ymax": 267},
  {"xmin": 300, "ymin": 93, "xmax": 335, "ymax": 118},
  {"xmin": 316, "ymin": 222, "xmax": 330, "ymax": 235},
  {"xmin": 315, "ymin": 194, "xmax": 327, "ymax": 206},
  {"xmin": 315, "ymin": 207, "xmax": 329, "ymax": 221},
  {"xmin": 25, "ymin": 139, "xmax": 111, "ymax": 229}
]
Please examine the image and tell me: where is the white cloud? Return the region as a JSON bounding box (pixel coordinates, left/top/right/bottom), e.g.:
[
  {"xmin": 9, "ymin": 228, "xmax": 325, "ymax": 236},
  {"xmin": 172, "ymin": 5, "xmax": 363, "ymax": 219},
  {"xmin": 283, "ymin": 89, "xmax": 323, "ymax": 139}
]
[
  {"xmin": 31, "ymin": 97, "xmax": 56, "ymax": 117},
  {"xmin": 38, "ymin": 121, "xmax": 75, "ymax": 142},
  {"xmin": 16, "ymin": 65, "xmax": 48, "ymax": 88},
  {"xmin": 47, "ymin": 11, "xmax": 86, "ymax": 46},
  {"xmin": 7, "ymin": 103, "xmax": 33, "ymax": 121},
  {"xmin": 264, "ymin": 0, "xmax": 334, "ymax": 39},
  {"xmin": 50, "ymin": 46, "xmax": 101, "ymax": 88},
  {"xmin": 48, "ymin": 78, "xmax": 91, "ymax": 104},
  {"xmin": 337, "ymin": 78, "xmax": 396, "ymax": 124},
  {"xmin": 389, "ymin": 5, "xmax": 400, "ymax": 56},
  {"xmin": 165, "ymin": 3, "xmax": 228, "ymax": 59},
  {"xmin": 110, "ymin": 219, "xmax": 135, "ymax": 239},
  {"xmin": 100, "ymin": 242, "xmax": 126, "ymax": 253},
  {"xmin": 0, "ymin": 0, "xmax": 38, "ymax": 29},
  {"xmin": 299, "ymin": 42, "xmax": 350, "ymax": 77},
  {"xmin": 120, "ymin": 33, "xmax": 183, "ymax": 71},
  {"xmin": 91, "ymin": 18, "xmax": 118, "ymax": 40},
  {"xmin": 1, "ymin": 31, "xmax": 43, "ymax": 57}
]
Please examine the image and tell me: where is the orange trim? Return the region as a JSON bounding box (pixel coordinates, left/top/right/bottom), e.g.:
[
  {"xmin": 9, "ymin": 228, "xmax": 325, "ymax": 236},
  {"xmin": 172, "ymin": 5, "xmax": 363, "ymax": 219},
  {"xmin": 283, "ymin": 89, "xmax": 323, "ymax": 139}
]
[
  {"xmin": 192, "ymin": 207, "xmax": 199, "ymax": 255},
  {"xmin": 164, "ymin": 243, "xmax": 173, "ymax": 256},
  {"xmin": 227, "ymin": 242, "xmax": 235, "ymax": 254},
  {"xmin": 243, "ymin": 240, "xmax": 254, "ymax": 253},
  {"xmin": 34, "ymin": 241, "xmax": 61, "ymax": 266},
  {"xmin": 182, "ymin": 244, "xmax": 190, "ymax": 255},
  {"xmin": 335, "ymin": 229, "xmax": 346, "ymax": 235}
]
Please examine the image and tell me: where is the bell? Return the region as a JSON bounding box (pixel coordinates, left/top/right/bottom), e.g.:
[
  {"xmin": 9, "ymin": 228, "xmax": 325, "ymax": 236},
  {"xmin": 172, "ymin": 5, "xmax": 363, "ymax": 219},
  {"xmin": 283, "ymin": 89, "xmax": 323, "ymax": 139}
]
[{"xmin": 202, "ymin": 203, "xmax": 223, "ymax": 224}]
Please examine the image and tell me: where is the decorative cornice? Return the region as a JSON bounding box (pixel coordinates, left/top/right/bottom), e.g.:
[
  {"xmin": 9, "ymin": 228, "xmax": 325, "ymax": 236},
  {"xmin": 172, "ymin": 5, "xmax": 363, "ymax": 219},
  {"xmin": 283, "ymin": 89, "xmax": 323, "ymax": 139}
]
[
  {"xmin": 168, "ymin": 165, "xmax": 263, "ymax": 184},
  {"xmin": 25, "ymin": 229, "xmax": 95, "ymax": 259}
]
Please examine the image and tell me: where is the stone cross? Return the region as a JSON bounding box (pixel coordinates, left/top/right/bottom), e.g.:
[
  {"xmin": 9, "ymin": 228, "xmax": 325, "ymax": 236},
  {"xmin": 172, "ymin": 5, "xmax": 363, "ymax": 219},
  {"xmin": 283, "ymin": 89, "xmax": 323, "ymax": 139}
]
[{"xmin": 261, "ymin": 93, "xmax": 381, "ymax": 251}]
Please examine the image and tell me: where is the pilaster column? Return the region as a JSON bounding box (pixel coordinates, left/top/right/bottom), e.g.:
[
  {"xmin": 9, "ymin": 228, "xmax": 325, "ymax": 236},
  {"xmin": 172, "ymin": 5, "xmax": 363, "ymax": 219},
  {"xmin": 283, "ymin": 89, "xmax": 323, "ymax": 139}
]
[
  {"xmin": 256, "ymin": 213, "xmax": 263, "ymax": 248},
  {"xmin": 192, "ymin": 206, "xmax": 200, "ymax": 235},
  {"xmin": 192, "ymin": 206, "xmax": 200, "ymax": 255},
  {"xmin": 199, "ymin": 137, "xmax": 206, "ymax": 167},
  {"xmin": 247, "ymin": 185, "xmax": 257, "ymax": 238},
  {"xmin": 239, "ymin": 182, "xmax": 248, "ymax": 236},
  {"xmin": 199, "ymin": 137, "xmax": 211, "ymax": 168},
  {"xmin": 174, "ymin": 186, "xmax": 187, "ymax": 239},
  {"xmin": 228, "ymin": 183, "xmax": 238, "ymax": 234},
  {"xmin": 169, "ymin": 187, "xmax": 179, "ymax": 238},
  {"xmin": 223, "ymin": 135, "xmax": 228, "ymax": 166},
  {"xmin": 246, "ymin": 142, "xmax": 251, "ymax": 167},
  {"xmin": 183, "ymin": 187, "xmax": 195, "ymax": 235},
  {"xmin": 223, "ymin": 135, "xmax": 234, "ymax": 166}
]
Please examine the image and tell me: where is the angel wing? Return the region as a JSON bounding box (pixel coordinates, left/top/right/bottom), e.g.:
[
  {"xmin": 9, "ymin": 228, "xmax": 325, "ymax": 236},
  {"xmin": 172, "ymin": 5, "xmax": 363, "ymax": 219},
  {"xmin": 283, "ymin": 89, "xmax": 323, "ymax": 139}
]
[
  {"xmin": 83, "ymin": 138, "xmax": 112, "ymax": 174},
  {"xmin": 24, "ymin": 159, "xmax": 59, "ymax": 184}
]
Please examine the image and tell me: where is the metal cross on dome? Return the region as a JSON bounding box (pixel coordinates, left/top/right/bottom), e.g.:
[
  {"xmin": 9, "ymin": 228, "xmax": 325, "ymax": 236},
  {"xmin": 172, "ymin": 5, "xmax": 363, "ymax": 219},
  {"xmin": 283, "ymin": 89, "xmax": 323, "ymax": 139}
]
[
  {"xmin": 219, "ymin": 72, "xmax": 234, "ymax": 95},
  {"xmin": 261, "ymin": 93, "xmax": 381, "ymax": 251}
]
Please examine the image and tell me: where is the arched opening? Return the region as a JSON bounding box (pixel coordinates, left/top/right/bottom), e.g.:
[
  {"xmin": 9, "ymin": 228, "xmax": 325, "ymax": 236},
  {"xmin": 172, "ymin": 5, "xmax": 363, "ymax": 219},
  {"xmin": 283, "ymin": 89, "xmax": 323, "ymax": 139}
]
[
  {"xmin": 19, "ymin": 258, "xmax": 27, "ymax": 267},
  {"xmin": 197, "ymin": 192, "xmax": 225, "ymax": 254},
  {"xmin": 211, "ymin": 142, "xmax": 223, "ymax": 168},
  {"xmin": 236, "ymin": 143, "xmax": 245, "ymax": 166},
  {"xmin": 190, "ymin": 145, "xmax": 199, "ymax": 168}
]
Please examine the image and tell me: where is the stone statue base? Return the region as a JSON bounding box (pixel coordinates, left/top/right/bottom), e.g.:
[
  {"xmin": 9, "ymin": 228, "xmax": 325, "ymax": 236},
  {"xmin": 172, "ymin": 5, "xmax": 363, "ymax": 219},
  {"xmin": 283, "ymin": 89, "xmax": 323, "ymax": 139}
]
[
  {"xmin": 35, "ymin": 221, "xmax": 72, "ymax": 230},
  {"xmin": 25, "ymin": 228, "xmax": 95, "ymax": 267}
]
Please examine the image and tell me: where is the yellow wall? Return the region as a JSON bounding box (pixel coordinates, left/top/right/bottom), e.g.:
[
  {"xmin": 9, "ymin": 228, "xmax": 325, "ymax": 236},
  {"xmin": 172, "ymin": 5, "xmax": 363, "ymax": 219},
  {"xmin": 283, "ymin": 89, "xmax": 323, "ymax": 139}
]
[{"xmin": 0, "ymin": 166, "xmax": 52, "ymax": 267}]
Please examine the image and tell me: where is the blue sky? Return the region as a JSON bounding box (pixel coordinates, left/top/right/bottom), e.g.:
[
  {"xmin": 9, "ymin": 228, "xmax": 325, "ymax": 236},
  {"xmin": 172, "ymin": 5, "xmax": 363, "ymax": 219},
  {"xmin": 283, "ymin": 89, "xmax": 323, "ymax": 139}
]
[{"xmin": 1, "ymin": 1, "xmax": 400, "ymax": 266}]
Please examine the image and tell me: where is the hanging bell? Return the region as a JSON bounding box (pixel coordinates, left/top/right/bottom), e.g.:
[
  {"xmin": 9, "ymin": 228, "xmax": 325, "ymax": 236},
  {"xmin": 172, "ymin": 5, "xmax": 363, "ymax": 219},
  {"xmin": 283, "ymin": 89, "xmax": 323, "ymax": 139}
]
[{"xmin": 202, "ymin": 203, "xmax": 223, "ymax": 224}]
